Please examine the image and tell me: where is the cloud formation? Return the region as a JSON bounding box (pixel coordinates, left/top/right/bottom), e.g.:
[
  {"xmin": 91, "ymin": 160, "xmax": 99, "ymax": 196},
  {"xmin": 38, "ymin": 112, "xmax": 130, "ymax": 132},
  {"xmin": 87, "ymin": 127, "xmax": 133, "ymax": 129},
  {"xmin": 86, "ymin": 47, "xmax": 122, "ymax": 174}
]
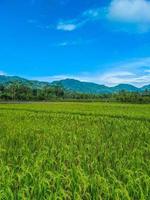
[
  {"xmin": 108, "ymin": 0, "xmax": 150, "ymax": 23},
  {"xmin": 100, "ymin": 71, "xmax": 150, "ymax": 87},
  {"xmin": 35, "ymin": 58, "xmax": 150, "ymax": 87},
  {"xmin": 56, "ymin": 0, "xmax": 150, "ymax": 33},
  {"xmin": 57, "ymin": 22, "xmax": 77, "ymax": 31},
  {"xmin": 107, "ymin": 0, "xmax": 150, "ymax": 32},
  {"xmin": 56, "ymin": 8, "xmax": 102, "ymax": 31}
]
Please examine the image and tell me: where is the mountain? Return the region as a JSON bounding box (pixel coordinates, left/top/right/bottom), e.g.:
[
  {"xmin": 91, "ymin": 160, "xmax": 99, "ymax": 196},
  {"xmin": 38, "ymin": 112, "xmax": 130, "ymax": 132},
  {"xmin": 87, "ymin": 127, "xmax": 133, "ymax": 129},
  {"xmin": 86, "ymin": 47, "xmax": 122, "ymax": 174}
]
[
  {"xmin": 52, "ymin": 79, "xmax": 112, "ymax": 94},
  {"xmin": 0, "ymin": 75, "xmax": 150, "ymax": 94},
  {"xmin": 141, "ymin": 85, "xmax": 150, "ymax": 91},
  {"xmin": 111, "ymin": 84, "xmax": 139, "ymax": 92},
  {"xmin": 0, "ymin": 75, "xmax": 51, "ymax": 89},
  {"xmin": 52, "ymin": 79, "xmax": 144, "ymax": 94},
  {"xmin": 0, "ymin": 75, "xmax": 25, "ymax": 84}
]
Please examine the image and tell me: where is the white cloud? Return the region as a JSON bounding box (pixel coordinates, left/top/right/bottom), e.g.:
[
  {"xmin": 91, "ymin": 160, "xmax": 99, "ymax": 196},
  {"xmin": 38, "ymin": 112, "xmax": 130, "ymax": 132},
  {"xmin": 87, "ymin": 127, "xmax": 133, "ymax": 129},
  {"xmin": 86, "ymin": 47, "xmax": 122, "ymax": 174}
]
[
  {"xmin": 107, "ymin": 0, "xmax": 150, "ymax": 32},
  {"xmin": 56, "ymin": 0, "xmax": 150, "ymax": 33},
  {"xmin": 34, "ymin": 58, "xmax": 150, "ymax": 87},
  {"xmin": 57, "ymin": 22, "xmax": 78, "ymax": 31},
  {"xmin": 99, "ymin": 57, "xmax": 150, "ymax": 86},
  {"xmin": 56, "ymin": 8, "xmax": 102, "ymax": 31},
  {"xmin": 108, "ymin": 0, "xmax": 150, "ymax": 23},
  {"xmin": 100, "ymin": 71, "xmax": 150, "ymax": 87}
]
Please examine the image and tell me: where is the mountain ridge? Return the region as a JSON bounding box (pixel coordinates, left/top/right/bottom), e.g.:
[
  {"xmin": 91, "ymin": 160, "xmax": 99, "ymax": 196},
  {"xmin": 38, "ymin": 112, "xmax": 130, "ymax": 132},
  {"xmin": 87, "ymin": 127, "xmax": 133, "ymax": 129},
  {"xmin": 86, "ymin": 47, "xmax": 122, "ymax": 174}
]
[
  {"xmin": 0, "ymin": 75, "xmax": 149, "ymax": 94},
  {"xmin": 0, "ymin": 75, "xmax": 51, "ymax": 89},
  {"xmin": 51, "ymin": 78, "xmax": 149, "ymax": 94}
]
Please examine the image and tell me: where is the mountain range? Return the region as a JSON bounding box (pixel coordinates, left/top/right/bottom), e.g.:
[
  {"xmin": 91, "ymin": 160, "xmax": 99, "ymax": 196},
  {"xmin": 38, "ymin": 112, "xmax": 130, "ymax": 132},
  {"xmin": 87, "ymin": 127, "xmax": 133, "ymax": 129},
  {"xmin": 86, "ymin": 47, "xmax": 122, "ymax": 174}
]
[
  {"xmin": 51, "ymin": 79, "xmax": 150, "ymax": 94},
  {"xmin": 0, "ymin": 75, "xmax": 150, "ymax": 94}
]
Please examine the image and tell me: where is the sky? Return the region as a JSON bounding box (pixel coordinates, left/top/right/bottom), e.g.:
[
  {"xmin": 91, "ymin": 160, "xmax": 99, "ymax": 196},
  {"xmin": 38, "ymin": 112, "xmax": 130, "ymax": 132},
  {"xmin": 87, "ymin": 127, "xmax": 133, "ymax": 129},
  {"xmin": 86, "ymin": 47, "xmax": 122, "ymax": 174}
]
[{"xmin": 0, "ymin": 0, "xmax": 150, "ymax": 86}]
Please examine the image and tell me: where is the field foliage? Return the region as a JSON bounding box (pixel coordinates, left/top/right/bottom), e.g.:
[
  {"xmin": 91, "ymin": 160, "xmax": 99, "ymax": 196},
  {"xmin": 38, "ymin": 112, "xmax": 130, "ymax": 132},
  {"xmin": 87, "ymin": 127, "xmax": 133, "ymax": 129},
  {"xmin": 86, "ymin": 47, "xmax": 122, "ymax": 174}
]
[{"xmin": 0, "ymin": 102, "xmax": 150, "ymax": 199}]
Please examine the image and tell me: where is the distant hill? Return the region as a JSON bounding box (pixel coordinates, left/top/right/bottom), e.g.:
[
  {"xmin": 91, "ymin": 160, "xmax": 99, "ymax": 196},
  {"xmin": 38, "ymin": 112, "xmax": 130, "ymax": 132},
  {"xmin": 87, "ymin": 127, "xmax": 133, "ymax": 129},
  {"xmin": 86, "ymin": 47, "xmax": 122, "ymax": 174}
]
[
  {"xmin": 141, "ymin": 84, "xmax": 150, "ymax": 91},
  {"xmin": 111, "ymin": 84, "xmax": 139, "ymax": 93},
  {"xmin": 52, "ymin": 79, "xmax": 148, "ymax": 94},
  {"xmin": 52, "ymin": 79, "xmax": 112, "ymax": 94},
  {"xmin": 0, "ymin": 75, "xmax": 51, "ymax": 89},
  {"xmin": 0, "ymin": 75, "xmax": 150, "ymax": 94}
]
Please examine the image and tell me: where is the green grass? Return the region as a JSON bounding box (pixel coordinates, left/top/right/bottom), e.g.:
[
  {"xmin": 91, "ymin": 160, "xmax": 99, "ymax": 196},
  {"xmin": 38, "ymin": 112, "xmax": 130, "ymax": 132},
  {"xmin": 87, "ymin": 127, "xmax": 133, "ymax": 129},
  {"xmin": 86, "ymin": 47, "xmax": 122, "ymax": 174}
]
[{"xmin": 0, "ymin": 102, "xmax": 150, "ymax": 199}]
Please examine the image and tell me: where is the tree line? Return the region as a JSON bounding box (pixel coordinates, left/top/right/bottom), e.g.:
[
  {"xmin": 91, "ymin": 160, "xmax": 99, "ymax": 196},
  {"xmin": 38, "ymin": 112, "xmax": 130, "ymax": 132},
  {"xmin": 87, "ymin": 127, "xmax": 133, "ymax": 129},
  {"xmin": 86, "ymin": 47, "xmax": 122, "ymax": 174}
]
[{"xmin": 0, "ymin": 81, "xmax": 150, "ymax": 103}]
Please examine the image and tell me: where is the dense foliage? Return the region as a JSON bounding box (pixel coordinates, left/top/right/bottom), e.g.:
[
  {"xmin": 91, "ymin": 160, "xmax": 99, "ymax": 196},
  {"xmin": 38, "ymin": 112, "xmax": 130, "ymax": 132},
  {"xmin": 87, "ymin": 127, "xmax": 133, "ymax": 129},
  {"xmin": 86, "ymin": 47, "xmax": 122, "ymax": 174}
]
[
  {"xmin": 0, "ymin": 81, "xmax": 150, "ymax": 103},
  {"xmin": 0, "ymin": 82, "xmax": 64, "ymax": 101},
  {"xmin": 0, "ymin": 102, "xmax": 150, "ymax": 199}
]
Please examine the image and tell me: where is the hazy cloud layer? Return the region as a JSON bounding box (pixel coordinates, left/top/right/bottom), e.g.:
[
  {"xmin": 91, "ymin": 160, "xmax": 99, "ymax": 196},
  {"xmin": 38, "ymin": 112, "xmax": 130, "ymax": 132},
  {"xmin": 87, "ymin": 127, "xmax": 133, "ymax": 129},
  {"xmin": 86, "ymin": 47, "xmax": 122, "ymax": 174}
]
[
  {"xmin": 0, "ymin": 71, "xmax": 6, "ymax": 75},
  {"xmin": 35, "ymin": 58, "xmax": 150, "ymax": 87}
]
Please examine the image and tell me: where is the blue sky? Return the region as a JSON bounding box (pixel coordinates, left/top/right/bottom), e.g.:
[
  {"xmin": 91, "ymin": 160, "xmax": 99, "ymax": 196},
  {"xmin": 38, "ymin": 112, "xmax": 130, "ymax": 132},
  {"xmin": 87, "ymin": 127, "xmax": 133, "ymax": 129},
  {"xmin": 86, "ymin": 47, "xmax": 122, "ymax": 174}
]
[{"xmin": 0, "ymin": 0, "xmax": 150, "ymax": 86}]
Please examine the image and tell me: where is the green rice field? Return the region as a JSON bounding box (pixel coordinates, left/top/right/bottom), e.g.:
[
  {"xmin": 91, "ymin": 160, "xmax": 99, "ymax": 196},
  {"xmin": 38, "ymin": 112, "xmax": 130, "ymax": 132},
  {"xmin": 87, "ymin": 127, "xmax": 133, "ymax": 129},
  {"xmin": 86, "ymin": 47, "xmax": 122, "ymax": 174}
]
[{"xmin": 0, "ymin": 102, "xmax": 150, "ymax": 199}]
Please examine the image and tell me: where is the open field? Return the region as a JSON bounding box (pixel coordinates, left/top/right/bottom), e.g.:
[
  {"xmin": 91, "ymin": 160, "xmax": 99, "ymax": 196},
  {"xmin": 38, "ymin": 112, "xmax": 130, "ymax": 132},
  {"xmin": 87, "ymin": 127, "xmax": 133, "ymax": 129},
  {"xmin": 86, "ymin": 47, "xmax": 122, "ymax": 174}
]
[{"xmin": 0, "ymin": 102, "xmax": 150, "ymax": 199}]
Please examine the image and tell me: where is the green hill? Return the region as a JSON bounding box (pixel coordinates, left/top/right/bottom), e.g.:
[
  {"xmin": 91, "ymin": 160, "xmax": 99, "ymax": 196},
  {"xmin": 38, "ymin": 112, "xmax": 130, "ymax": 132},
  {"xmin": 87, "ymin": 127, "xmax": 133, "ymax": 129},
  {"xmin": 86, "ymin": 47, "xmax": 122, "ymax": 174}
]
[
  {"xmin": 52, "ymin": 79, "xmax": 145, "ymax": 94},
  {"xmin": 141, "ymin": 85, "xmax": 150, "ymax": 91},
  {"xmin": 0, "ymin": 75, "xmax": 150, "ymax": 94},
  {"xmin": 111, "ymin": 84, "xmax": 139, "ymax": 92},
  {"xmin": 52, "ymin": 79, "xmax": 112, "ymax": 94},
  {"xmin": 0, "ymin": 75, "xmax": 51, "ymax": 89}
]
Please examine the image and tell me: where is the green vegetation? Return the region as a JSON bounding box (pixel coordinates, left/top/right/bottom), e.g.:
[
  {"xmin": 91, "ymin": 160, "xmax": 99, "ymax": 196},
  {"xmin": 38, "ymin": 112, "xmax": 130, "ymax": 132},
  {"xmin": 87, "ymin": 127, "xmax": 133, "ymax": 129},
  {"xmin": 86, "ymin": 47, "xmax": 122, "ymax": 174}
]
[
  {"xmin": 0, "ymin": 75, "xmax": 51, "ymax": 89},
  {"xmin": 0, "ymin": 102, "xmax": 150, "ymax": 199},
  {"xmin": 0, "ymin": 81, "xmax": 150, "ymax": 103},
  {"xmin": 1, "ymin": 75, "xmax": 150, "ymax": 94}
]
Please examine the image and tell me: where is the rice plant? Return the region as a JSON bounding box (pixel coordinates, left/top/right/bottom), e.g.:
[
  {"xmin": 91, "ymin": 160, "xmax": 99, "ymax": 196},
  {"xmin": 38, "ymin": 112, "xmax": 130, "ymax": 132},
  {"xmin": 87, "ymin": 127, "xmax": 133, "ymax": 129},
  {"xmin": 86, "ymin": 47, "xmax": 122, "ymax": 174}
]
[{"xmin": 0, "ymin": 102, "xmax": 150, "ymax": 199}]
